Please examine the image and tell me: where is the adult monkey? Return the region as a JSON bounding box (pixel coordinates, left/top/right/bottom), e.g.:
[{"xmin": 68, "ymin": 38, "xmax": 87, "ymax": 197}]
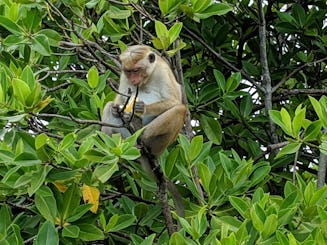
[
  {"xmin": 101, "ymin": 45, "xmax": 186, "ymax": 222},
  {"xmin": 102, "ymin": 45, "xmax": 186, "ymax": 154}
]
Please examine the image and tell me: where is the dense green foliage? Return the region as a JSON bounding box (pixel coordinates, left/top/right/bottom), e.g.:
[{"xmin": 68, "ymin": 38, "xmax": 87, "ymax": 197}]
[{"xmin": 0, "ymin": 0, "xmax": 326, "ymax": 244}]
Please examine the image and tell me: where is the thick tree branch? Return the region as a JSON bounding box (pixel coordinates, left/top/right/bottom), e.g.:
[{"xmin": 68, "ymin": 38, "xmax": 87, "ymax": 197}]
[
  {"xmin": 317, "ymin": 152, "xmax": 327, "ymax": 188},
  {"xmin": 257, "ymin": 0, "xmax": 278, "ymax": 144}
]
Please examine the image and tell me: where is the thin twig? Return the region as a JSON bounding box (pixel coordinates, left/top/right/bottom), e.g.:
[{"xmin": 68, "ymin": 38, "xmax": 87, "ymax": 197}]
[
  {"xmin": 272, "ymin": 57, "xmax": 327, "ymax": 93},
  {"xmin": 293, "ymin": 150, "xmax": 300, "ymax": 184},
  {"xmin": 33, "ymin": 113, "xmax": 124, "ymax": 128},
  {"xmin": 183, "ymin": 26, "xmax": 263, "ymax": 91}
]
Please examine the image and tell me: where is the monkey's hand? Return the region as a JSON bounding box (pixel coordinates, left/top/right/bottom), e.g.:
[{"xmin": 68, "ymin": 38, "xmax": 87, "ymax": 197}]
[
  {"xmin": 111, "ymin": 104, "xmax": 121, "ymax": 118},
  {"xmin": 122, "ymin": 112, "xmax": 132, "ymax": 121},
  {"xmin": 134, "ymin": 101, "xmax": 145, "ymax": 115}
]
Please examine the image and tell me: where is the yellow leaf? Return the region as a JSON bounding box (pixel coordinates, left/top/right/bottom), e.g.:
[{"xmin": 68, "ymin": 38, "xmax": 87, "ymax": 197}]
[
  {"xmin": 53, "ymin": 181, "xmax": 68, "ymax": 193},
  {"xmin": 82, "ymin": 184, "xmax": 100, "ymax": 213},
  {"xmin": 34, "ymin": 96, "xmax": 53, "ymax": 112},
  {"xmin": 55, "ymin": 217, "xmax": 61, "ymax": 226},
  {"xmin": 124, "ymin": 96, "xmax": 136, "ymax": 113}
]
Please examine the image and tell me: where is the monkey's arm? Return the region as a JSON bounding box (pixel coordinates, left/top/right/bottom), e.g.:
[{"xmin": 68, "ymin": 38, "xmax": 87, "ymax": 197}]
[{"xmin": 144, "ymin": 99, "xmax": 181, "ymax": 116}]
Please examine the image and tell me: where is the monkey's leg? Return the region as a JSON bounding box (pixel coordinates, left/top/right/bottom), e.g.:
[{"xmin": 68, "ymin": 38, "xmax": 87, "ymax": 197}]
[
  {"xmin": 141, "ymin": 104, "xmax": 187, "ymax": 156},
  {"xmin": 101, "ymin": 102, "xmax": 131, "ymax": 138}
]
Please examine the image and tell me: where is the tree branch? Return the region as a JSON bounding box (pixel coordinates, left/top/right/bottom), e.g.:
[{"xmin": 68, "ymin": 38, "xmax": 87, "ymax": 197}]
[
  {"xmin": 33, "ymin": 113, "xmax": 124, "ymax": 128},
  {"xmin": 257, "ymin": 0, "xmax": 278, "ymax": 144},
  {"xmin": 272, "ymin": 57, "xmax": 327, "ymax": 93}
]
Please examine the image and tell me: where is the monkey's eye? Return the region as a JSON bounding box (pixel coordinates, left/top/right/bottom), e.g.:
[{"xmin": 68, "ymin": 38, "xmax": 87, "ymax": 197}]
[
  {"xmin": 132, "ymin": 68, "xmax": 141, "ymax": 73},
  {"xmin": 148, "ymin": 53, "xmax": 155, "ymax": 63}
]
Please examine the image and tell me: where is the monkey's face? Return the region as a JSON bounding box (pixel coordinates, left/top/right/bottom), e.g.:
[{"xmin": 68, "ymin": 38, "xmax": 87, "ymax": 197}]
[
  {"xmin": 123, "ymin": 66, "xmax": 146, "ymax": 86},
  {"xmin": 120, "ymin": 46, "xmax": 156, "ymax": 86}
]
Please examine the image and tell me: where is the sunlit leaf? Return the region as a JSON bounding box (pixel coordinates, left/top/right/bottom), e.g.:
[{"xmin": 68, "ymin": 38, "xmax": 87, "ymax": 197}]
[
  {"xmin": 31, "ymin": 34, "xmax": 51, "ymax": 56},
  {"xmin": 276, "ymin": 142, "xmax": 301, "ymax": 158},
  {"xmin": 87, "ymin": 65, "xmax": 99, "ymax": 89},
  {"xmin": 62, "ymin": 225, "xmax": 80, "ymax": 238},
  {"xmin": 35, "ymin": 186, "xmax": 58, "ymax": 222},
  {"xmin": 0, "ymin": 16, "xmax": 22, "ymax": 35},
  {"xmin": 82, "ymin": 184, "xmax": 100, "ymax": 213}
]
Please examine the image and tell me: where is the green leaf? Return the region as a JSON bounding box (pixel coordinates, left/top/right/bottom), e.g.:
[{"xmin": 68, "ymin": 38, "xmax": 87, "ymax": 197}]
[
  {"xmin": 140, "ymin": 234, "xmax": 156, "ymax": 245},
  {"xmin": 0, "ymin": 114, "xmax": 26, "ymax": 123},
  {"xmin": 214, "ymin": 69, "xmax": 225, "ymax": 91},
  {"xmin": 159, "ymin": 0, "xmax": 178, "ymax": 15},
  {"xmin": 250, "ymin": 163, "xmax": 271, "ymax": 186},
  {"xmin": 28, "ymin": 165, "xmax": 52, "ymax": 196},
  {"xmin": 200, "ymin": 115, "xmax": 222, "ymax": 145},
  {"xmin": 59, "ymin": 133, "xmax": 76, "ymax": 151},
  {"xmin": 168, "ymin": 22, "xmax": 183, "ymax": 45},
  {"xmin": 21, "ymin": 65, "xmax": 36, "ymax": 89},
  {"xmin": 121, "ymin": 147, "xmax": 141, "ymax": 160},
  {"xmin": 240, "ymin": 95, "xmax": 253, "ymax": 117},
  {"xmin": 192, "ymin": 0, "xmax": 211, "ymax": 12},
  {"xmin": 94, "ymin": 161, "xmax": 119, "ymax": 183},
  {"xmin": 194, "ymin": 3, "xmax": 233, "ymax": 19},
  {"xmin": 276, "ymin": 142, "xmax": 301, "ymax": 158},
  {"xmin": 87, "ymin": 66, "xmax": 99, "ymax": 89},
  {"xmin": 78, "ymin": 224, "xmax": 104, "ymax": 241},
  {"xmin": 12, "ymin": 78, "xmax": 31, "ymax": 104},
  {"xmin": 226, "ymin": 72, "xmax": 241, "ymax": 92},
  {"xmin": 106, "ymin": 214, "xmax": 136, "ymax": 232},
  {"xmin": 0, "ymin": 205, "xmax": 11, "ymax": 235},
  {"xmin": 280, "ymin": 108, "xmax": 293, "ymax": 136},
  {"xmin": 62, "ymin": 183, "xmax": 80, "ymax": 220},
  {"xmin": 292, "ymin": 4, "xmax": 306, "ymax": 27},
  {"xmin": 229, "ymin": 196, "xmax": 250, "ymax": 219},
  {"xmin": 31, "ymin": 34, "xmax": 51, "ymax": 56},
  {"xmin": 276, "ymin": 230, "xmax": 289, "ymax": 244},
  {"xmin": 35, "ymin": 133, "xmax": 49, "ymax": 150},
  {"xmin": 66, "ymin": 204, "xmax": 93, "ymax": 222},
  {"xmin": 3, "ymin": 34, "xmax": 26, "ymax": 46},
  {"xmin": 220, "ymin": 152, "xmax": 232, "ymax": 179},
  {"xmin": 309, "ymin": 96, "xmax": 325, "ymax": 124},
  {"xmin": 178, "ymin": 134, "xmax": 190, "ymax": 158},
  {"xmin": 0, "ymin": 83, "xmax": 4, "ymax": 103},
  {"xmin": 275, "ymin": 22, "xmax": 298, "ymax": 33},
  {"xmin": 0, "ymin": 16, "xmax": 22, "ymax": 35},
  {"xmin": 106, "ymin": 6, "xmax": 131, "ymax": 19},
  {"xmin": 169, "ymin": 232, "xmax": 191, "ymax": 245},
  {"xmin": 277, "ymin": 12, "xmax": 298, "ymax": 26},
  {"xmin": 154, "ymin": 20, "xmax": 169, "ymax": 49},
  {"xmin": 189, "ymin": 135, "xmax": 203, "ymax": 161},
  {"xmin": 250, "ymin": 207, "xmax": 264, "ymax": 232},
  {"xmin": 197, "ymin": 163, "xmax": 211, "ymax": 192},
  {"xmin": 35, "ymin": 186, "xmax": 58, "ymax": 222},
  {"xmin": 37, "ymin": 29, "xmax": 62, "ymax": 47},
  {"xmin": 14, "ymin": 152, "xmax": 42, "ymax": 166},
  {"xmin": 24, "ymin": 8, "xmax": 42, "ymax": 32},
  {"xmin": 6, "ymin": 224, "xmax": 23, "ymax": 245},
  {"xmin": 35, "ymin": 220, "xmax": 59, "ymax": 245},
  {"xmin": 262, "ymin": 214, "xmax": 277, "ymax": 238},
  {"xmin": 62, "ymin": 225, "xmax": 80, "ymax": 238},
  {"xmin": 303, "ymin": 120, "xmax": 322, "ymax": 141},
  {"xmin": 292, "ymin": 105, "xmax": 306, "ymax": 136}
]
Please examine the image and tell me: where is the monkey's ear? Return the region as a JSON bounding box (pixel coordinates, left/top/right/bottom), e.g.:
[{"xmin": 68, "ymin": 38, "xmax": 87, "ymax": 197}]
[{"xmin": 148, "ymin": 53, "xmax": 155, "ymax": 63}]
